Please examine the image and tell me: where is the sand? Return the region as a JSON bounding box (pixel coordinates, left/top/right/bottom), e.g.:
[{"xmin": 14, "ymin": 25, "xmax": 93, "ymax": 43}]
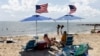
[{"xmin": 0, "ymin": 33, "xmax": 100, "ymax": 56}]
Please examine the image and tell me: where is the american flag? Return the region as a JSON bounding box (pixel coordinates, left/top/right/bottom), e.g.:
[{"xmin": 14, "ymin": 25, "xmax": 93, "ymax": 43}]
[
  {"xmin": 36, "ymin": 3, "xmax": 48, "ymax": 13},
  {"xmin": 69, "ymin": 5, "xmax": 76, "ymax": 14}
]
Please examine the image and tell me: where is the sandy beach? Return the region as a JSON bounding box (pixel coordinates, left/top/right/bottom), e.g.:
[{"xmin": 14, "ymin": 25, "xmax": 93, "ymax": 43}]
[{"xmin": 0, "ymin": 33, "xmax": 100, "ymax": 56}]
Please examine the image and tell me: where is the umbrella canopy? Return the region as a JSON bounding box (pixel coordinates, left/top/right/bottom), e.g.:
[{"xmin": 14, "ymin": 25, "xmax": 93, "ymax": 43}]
[
  {"xmin": 57, "ymin": 15, "xmax": 83, "ymax": 20},
  {"xmin": 56, "ymin": 15, "xmax": 83, "ymax": 33},
  {"xmin": 21, "ymin": 15, "xmax": 52, "ymax": 36},
  {"xmin": 21, "ymin": 15, "xmax": 51, "ymax": 21}
]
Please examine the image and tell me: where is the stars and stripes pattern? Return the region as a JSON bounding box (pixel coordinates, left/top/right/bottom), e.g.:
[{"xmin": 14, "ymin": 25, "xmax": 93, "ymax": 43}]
[
  {"xmin": 69, "ymin": 5, "xmax": 76, "ymax": 14},
  {"xmin": 36, "ymin": 3, "xmax": 48, "ymax": 13}
]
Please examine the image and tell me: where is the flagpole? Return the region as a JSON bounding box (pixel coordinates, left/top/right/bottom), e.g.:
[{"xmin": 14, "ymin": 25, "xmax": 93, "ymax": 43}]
[
  {"xmin": 35, "ymin": 12, "xmax": 38, "ymax": 36},
  {"xmin": 36, "ymin": 17, "xmax": 37, "ymax": 36}
]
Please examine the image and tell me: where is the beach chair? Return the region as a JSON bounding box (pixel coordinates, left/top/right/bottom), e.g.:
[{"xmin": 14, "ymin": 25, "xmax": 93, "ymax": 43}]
[
  {"xmin": 66, "ymin": 34, "xmax": 73, "ymax": 45},
  {"xmin": 24, "ymin": 40, "xmax": 36, "ymax": 51}
]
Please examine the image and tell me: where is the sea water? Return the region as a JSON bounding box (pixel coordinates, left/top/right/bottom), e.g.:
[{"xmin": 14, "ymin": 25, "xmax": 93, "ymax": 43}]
[{"xmin": 0, "ymin": 21, "xmax": 100, "ymax": 36}]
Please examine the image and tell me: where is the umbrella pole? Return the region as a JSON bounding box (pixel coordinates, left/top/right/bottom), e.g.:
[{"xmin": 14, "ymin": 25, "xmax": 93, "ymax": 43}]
[
  {"xmin": 36, "ymin": 20, "xmax": 37, "ymax": 36},
  {"xmin": 67, "ymin": 20, "xmax": 69, "ymax": 33}
]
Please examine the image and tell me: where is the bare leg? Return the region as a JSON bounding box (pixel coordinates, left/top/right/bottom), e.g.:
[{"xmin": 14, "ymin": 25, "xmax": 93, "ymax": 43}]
[
  {"xmin": 60, "ymin": 29, "xmax": 62, "ymax": 35},
  {"xmin": 57, "ymin": 29, "xmax": 59, "ymax": 35}
]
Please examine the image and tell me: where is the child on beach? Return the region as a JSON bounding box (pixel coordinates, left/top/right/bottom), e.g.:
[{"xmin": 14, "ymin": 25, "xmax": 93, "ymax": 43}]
[
  {"xmin": 57, "ymin": 24, "xmax": 60, "ymax": 35},
  {"xmin": 57, "ymin": 24, "xmax": 64, "ymax": 35},
  {"xmin": 60, "ymin": 25, "xmax": 64, "ymax": 35}
]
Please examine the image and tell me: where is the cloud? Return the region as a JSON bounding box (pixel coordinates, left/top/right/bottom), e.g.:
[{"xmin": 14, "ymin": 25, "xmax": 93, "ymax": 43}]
[
  {"xmin": 0, "ymin": 0, "xmax": 75, "ymax": 13},
  {"xmin": 69, "ymin": 0, "xmax": 96, "ymax": 5},
  {"xmin": 1, "ymin": 0, "xmax": 69, "ymax": 13},
  {"xmin": 1, "ymin": 0, "xmax": 39, "ymax": 11},
  {"xmin": 0, "ymin": 0, "xmax": 100, "ymax": 22},
  {"xmin": 68, "ymin": 0, "xmax": 100, "ymax": 19},
  {"xmin": 1, "ymin": 0, "xmax": 70, "ymax": 13},
  {"xmin": 48, "ymin": 4, "xmax": 69, "ymax": 13}
]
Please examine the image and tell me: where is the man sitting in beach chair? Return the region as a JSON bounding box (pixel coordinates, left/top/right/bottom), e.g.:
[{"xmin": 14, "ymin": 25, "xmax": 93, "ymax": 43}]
[
  {"xmin": 60, "ymin": 31, "xmax": 73, "ymax": 46},
  {"xmin": 60, "ymin": 31, "xmax": 68, "ymax": 47}
]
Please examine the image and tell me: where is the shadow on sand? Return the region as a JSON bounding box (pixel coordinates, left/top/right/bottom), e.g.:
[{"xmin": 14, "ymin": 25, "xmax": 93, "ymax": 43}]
[{"xmin": 19, "ymin": 49, "xmax": 54, "ymax": 56}]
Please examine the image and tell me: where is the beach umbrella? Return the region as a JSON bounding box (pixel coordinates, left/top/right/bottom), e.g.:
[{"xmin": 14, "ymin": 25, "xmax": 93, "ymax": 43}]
[
  {"xmin": 55, "ymin": 5, "xmax": 83, "ymax": 33},
  {"xmin": 56, "ymin": 15, "xmax": 83, "ymax": 33},
  {"xmin": 21, "ymin": 15, "xmax": 52, "ymax": 36}
]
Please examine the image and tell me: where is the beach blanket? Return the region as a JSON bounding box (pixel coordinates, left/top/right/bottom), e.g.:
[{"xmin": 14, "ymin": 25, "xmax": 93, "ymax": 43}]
[{"xmin": 62, "ymin": 43, "xmax": 88, "ymax": 56}]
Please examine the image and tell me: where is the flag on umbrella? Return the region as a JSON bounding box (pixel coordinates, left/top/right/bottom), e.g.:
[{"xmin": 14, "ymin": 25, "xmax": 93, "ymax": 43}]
[
  {"xmin": 69, "ymin": 5, "xmax": 76, "ymax": 14},
  {"xmin": 36, "ymin": 3, "xmax": 48, "ymax": 13}
]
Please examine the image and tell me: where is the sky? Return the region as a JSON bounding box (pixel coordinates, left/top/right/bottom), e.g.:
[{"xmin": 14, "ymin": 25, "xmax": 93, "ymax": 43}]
[{"xmin": 0, "ymin": 0, "xmax": 100, "ymax": 22}]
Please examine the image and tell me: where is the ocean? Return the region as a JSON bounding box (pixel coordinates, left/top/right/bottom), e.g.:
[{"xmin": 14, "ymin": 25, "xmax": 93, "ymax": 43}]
[{"xmin": 0, "ymin": 21, "xmax": 100, "ymax": 36}]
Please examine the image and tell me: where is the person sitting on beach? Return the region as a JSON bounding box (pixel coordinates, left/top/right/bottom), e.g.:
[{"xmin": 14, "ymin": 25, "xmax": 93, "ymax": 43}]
[
  {"xmin": 43, "ymin": 34, "xmax": 59, "ymax": 47},
  {"xmin": 43, "ymin": 34, "xmax": 51, "ymax": 47},
  {"xmin": 57, "ymin": 24, "xmax": 60, "ymax": 35},
  {"xmin": 34, "ymin": 34, "xmax": 51, "ymax": 50},
  {"xmin": 60, "ymin": 25, "xmax": 64, "ymax": 35},
  {"xmin": 60, "ymin": 31, "xmax": 68, "ymax": 47},
  {"xmin": 91, "ymin": 29, "xmax": 95, "ymax": 33}
]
